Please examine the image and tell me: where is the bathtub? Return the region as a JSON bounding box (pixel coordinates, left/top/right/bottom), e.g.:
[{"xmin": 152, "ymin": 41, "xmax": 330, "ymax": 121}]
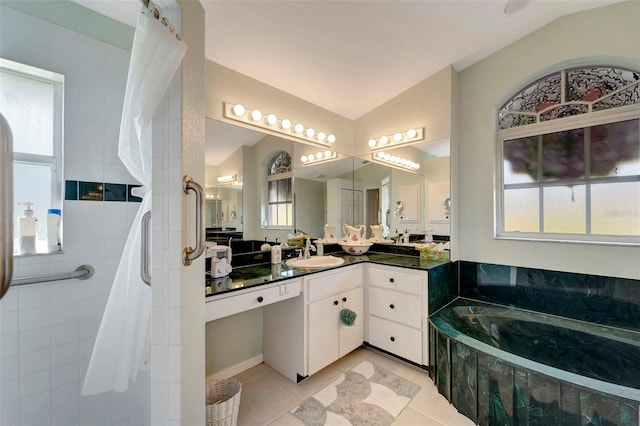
[{"xmin": 429, "ymin": 298, "xmax": 640, "ymax": 425}]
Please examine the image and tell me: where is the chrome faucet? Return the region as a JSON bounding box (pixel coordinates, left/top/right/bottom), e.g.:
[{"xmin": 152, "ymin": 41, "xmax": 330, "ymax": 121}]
[{"xmin": 303, "ymin": 238, "xmax": 316, "ymax": 259}]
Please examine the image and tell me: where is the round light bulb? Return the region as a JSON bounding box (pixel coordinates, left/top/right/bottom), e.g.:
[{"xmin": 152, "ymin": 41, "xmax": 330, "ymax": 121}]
[
  {"xmin": 327, "ymin": 134, "xmax": 336, "ymax": 144},
  {"xmin": 232, "ymin": 104, "xmax": 245, "ymax": 116},
  {"xmin": 266, "ymin": 113, "xmax": 277, "ymax": 125},
  {"xmin": 393, "ymin": 132, "xmax": 403, "ymax": 142},
  {"xmin": 308, "ymin": 154, "xmax": 315, "ymax": 161},
  {"xmin": 281, "ymin": 118, "xmax": 291, "ymax": 130},
  {"xmin": 294, "ymin": 123, "xmax": 304, "ymax": 134},
  {"xmin": 377, "ymin": 151, "xmax": 385, "ymax": 159},
  {"xmin": 305, "ymin": 128, "xmax": 315, "ymax": 138},
  {"xmin": 380, "ymin": 136, "xmax": 389, "ymax": 145},
  {"xmin": 407, "ymin": 128, "xmax": 417, "ymax": 139},
  {"xmin": 250, "ymin": 109, "xmax": 262, "ymax": 121},
  {"xmin": 301, "ymin": 155, "xmax": 308, "ymax": 163},
  {"xmin": 316, "ymin": 151, "xmax": 323, "ymax": 159},
  {"xmin": 317, "ymin": 132, "xmax": 326, "ymax": 142},
  {"xmin": 384, "ymin": 153, "xmax": 391, "ymax": 160},
  {"xmin": 368, "ymin": 139, "xmax": 377, "ymax": 148},
  {"xmin": 324, "ymin": 150, "xmax": 332, "ymax": 157},
  {"xmin": 415, "ymin": 164, "xmax": 420, "ymax": 170}
]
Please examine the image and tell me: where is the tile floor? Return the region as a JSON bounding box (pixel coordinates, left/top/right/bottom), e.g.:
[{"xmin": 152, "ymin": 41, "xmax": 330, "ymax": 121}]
[{"xmin": 223, "ymin": 347, "xmax": 476, "ymax": 426}]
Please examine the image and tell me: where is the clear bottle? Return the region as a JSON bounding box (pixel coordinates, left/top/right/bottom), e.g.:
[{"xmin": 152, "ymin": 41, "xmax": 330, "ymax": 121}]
[
  {"xmin": 47, "ymin": 208, "xmax": 62, "ymax": 252},
  {"xmin": 18, "ymin": 202, "xmax": 37, "ymax": 254}
]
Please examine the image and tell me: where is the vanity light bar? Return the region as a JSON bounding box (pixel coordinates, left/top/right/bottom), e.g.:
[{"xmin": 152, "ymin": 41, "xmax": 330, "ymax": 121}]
[
  {"xmin": 300, "ymin": 150, "xmax": 337, "ymax": 165},
  {"xmin": 367, "ymin": 127, "xmax": 424, "ymax": 151},
  {"xmin": 224, "ymin": 102, "xmax": 336, "ymax": 148},
  {"xmin": 372, "ymin": 151, "xmax": 421, "ymax": 171},
  {"xmin": 217, "ymin": 174, "xmax": 236, "ymax": 183}
]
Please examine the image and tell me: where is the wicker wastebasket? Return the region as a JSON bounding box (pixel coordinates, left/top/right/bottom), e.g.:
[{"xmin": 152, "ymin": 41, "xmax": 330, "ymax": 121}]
[{"xmin": 206, "ymin": 378, "xmax": 242, "ymax": 426}]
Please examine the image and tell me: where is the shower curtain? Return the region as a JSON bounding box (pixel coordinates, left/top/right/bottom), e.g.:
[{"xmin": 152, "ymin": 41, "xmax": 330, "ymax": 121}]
[{"xmin": 82, "ymin": 4, "xmax": 186, "ymax": 395}]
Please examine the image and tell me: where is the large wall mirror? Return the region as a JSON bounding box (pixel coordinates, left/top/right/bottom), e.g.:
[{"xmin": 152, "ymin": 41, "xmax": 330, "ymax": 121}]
[{"xmin": 205, "ymin": 118, "xmax": 450, "ymax": 245}]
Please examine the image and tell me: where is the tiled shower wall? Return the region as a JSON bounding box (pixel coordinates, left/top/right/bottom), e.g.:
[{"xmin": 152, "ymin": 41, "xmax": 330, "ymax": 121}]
[{"xmin": 0, "ymin": 6, "xmax": 151, "ymax": 425}]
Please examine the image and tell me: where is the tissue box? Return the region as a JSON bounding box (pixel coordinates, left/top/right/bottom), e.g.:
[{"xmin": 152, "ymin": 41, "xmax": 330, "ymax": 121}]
[{"xmin": 419, "ymin": 248, "xmax": 450, "ymax": 262}]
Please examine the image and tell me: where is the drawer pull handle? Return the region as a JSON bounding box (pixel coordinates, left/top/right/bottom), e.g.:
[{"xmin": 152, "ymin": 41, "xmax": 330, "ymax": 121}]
[
  {"xmin": 389, "ymin": 304, "xmax": 395, "ymax": 309},
  {"xmin": 389, "ymin": 278, "xmax": 395, "ymax": 283},
  {"xmin": 342, "ymin": 297, "xmax": 347, "ymax": 302},
  {"xmin": 333, "ymin": 300, "xmax": 339, "ymax": 306},
  {"xmin": 257, "ymin": 296, "xmax": 264, "ymax": 303},
  {"xmin": 390, "ymin": 336, "xmax": 395, "ymax": 342}
]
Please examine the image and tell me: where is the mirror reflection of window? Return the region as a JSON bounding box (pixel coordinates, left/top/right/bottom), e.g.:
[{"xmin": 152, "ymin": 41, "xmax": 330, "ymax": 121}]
[
  {"xmin": 265, "ymin": 151, "xmax": 293, "ymax": 228},
  {"xmin": 0, "ymin": 58, "xmax": 64, "ymax": 255}
]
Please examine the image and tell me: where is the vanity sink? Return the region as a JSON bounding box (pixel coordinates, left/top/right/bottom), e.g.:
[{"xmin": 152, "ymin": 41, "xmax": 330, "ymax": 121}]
[{"xmin": 286, "ymin": 255, "xmax": 345, "ymax": 269}]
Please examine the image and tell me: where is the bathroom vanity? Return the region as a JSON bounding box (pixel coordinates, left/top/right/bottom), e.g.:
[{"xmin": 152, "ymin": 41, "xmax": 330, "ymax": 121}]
[{"xmin": 204, "ymin": 252, "xmax": 444, "ymax": 383}]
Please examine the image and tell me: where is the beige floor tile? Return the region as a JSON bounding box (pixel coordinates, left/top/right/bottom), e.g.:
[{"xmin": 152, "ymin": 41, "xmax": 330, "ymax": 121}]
[
  {"xmin": 236, "ymin": 374, "xmax": 301, "ymax": 426},
  {"xmin": 393, "ymin": 407, "xmax": 445, "ymax": 426},
  {"xmin": 409, "ymin": 385, "xmax": 471, "ymax": 425},
  {"xmin": 330, "ymin": 346, "xmax": 373, "ymax": 372},
  {"xmin": 231, "ymin": 364, "xmax": 269, "ymax": 386},
  {"xmin": 268, "ymin": 412, "xmax": 306, "ymax": 426}
]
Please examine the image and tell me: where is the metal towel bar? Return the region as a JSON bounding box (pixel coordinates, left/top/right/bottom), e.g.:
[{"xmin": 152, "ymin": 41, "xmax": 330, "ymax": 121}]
[
  {"xmin": 12, "ymin": 264, "xmax": 94, "ymax": 286},
  {"xmin": 141, "ymin": 211, "xmax": 151, "ymax": 286},
  {"xmin": 0, "ymin": 113, "xmax": 14, "ymax": 300}
]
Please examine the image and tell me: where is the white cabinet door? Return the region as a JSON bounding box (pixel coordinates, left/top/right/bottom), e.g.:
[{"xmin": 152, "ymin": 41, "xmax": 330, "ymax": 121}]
[
  {"xmin": 339, "ymin": 286, "xmax": 364, "ymax": 358},
  {"xmin": 308, "ymin": 295, "xmax": 340, "ymax": 375}
]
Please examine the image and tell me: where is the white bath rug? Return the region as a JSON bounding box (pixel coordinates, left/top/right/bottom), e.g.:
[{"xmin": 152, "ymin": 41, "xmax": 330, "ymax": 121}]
[{"xmin": 291, "ymin": 360, "xmax": 421, "ymax": 426}]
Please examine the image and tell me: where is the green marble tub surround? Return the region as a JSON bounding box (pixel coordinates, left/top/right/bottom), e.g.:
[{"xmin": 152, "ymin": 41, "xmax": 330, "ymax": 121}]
[
  {"xmin": 430, "ymin": 298, "xmax": 640, "ymax": 426},
  {"xmin": 459, "ymin": 261, "xmax": 640, "ymax": 332}
]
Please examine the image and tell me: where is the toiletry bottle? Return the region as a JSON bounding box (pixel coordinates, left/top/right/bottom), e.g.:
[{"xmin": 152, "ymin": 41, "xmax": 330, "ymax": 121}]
[
  {"xmin": 18, "ymin": 202, "xmax": 37, "ymax": 254},
  {"xmin": 271, "ymin": 244, "xmax": 282, "ymax": 264},
  {"xmin": 403, "ymin": 229, "xmax": 410, "ymax": 244},
  {"xmin": 316, "ymin": 241, "xmax": 323, "ymax": 256},
  {"xmin": 47, "ymin": 208, "xmax": 62, "ymax": 252}
]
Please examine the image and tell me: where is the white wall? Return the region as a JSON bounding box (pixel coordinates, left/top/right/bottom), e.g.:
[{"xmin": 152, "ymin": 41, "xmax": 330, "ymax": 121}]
[
  {"xmin": 456, "ymin": 1, "xmax": 640, "ymax": 279},
  {"xmin": 0, "ymin": 5, "xmax": 150, "ymax": 425}
]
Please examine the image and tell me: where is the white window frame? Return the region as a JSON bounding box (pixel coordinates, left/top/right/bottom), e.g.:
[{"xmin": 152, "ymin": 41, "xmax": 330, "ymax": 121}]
[
  {"xmin": 496, "ymin": 104, "xmax": 640, "ymax": 246},
  {"xmin": 1, "ymin": 58, "xmax": 64, "ymax": 253}
]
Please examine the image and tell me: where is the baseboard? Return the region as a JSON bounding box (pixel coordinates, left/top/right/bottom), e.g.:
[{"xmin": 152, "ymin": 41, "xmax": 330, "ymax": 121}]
[{"xmin": 206, "ymin": 354, "xmax": 264, "ymax": 381}]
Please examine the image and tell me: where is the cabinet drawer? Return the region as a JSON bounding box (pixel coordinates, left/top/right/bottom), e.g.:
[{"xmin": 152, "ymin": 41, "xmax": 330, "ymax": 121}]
[
  {"xmin": 369, "ymin": 287, "xmax": 422, "ymax": 328},
  {"xmin": 307, "ymin": 266, "xmax": 362, "ymax": 302},
  {"xmin": 368, "ymin": 316, "xmax": 422, "ymax": 364},
  {"xmin": 205, "ymin": 280, "xmax": 301, "ymax": 322},
  {"xmin": 368, "ymin": 266, "xmax": 422, "ymax": 295}
]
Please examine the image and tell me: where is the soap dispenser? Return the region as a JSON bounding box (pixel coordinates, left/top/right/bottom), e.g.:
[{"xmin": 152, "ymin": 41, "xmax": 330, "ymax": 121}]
[{"xmin": 18, "ymin": 202, "xmax": 38, "ymax": 254}]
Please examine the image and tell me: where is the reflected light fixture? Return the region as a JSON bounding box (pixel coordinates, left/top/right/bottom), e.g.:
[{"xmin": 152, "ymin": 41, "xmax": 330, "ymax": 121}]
[
  {"xmin": 301, "ymin": 149, "xmax": 337, "ymax": 165},
  {"xmin": 372, "ymin": 151, "xmax": 420, "ymax": 171},
  {"xmin": 224, "ymin": 102, "xmax": 336, "ymax": 148},
  {"xmin": 368, "ymin": 127, "xmax": 424, "ymax": 151},
  {"xmin": 217, "ymin": 174, "xmax": 236, "ymax": 183}
]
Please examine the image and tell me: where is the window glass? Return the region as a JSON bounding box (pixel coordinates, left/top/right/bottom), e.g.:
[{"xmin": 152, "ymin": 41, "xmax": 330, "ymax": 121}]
[
  {"xmin": 590, "ymin": 119, "xmax": 640, "ymax": 178},
  {"xmin": 541, "ymin": 128, "xmax": 584, "ymax": 181},
  {"xmin": 0, "ymin": 70, "xmax": 54, "ymax": 156},
  {"xmin": 591, "ymin": 182, "xmax": 640, "ymax": 235},
  {"xmin": 543, "ymin": 185, "xmax": 586, "ymax": 233},
  {"xmin": 13, "ymin": 162, "xmax": 53, "ymax": 241},
  {"xmin": 504, "ymin": 188, "xmax": 539, "ymax": 232},
  {"xmin": 503, "ymin": 136, "xmax": 538, "ymax": 184}
]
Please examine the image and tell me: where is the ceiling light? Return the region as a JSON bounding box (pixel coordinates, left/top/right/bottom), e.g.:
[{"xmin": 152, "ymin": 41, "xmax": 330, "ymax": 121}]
[
  {"xmin": 368, "ymin": 127, "xmax": 424, "ymax": 151},
  {"xmin": 224, "ymin": 102, "xmax": 337, "ymax": 148},
  {"xmin": 371, "ymin": 152, "xmax": 420, "ymax": 172},
  {"xmin": 266, "ymin": 113, "xmax": 278, "ymax": 125},
  {"xmin": 504, "ymin": 0, "xmax": 530, "ymax": 15},
  {"xmin": 217, "ymin": 174, "xmax": 236, "ymax": 183},
  {"xmin": 300, "ymin": 150, "xmax": 337, "ymax": 165},
  {"xmin": 232, "ymin": 104, "xmax": 245, "ymax": 117}
]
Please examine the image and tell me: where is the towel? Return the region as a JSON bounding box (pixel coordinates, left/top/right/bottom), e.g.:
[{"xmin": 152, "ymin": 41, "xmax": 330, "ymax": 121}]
[{"xmin": 341, "ymin": 309, "xmax": 357, "ymax": 327}]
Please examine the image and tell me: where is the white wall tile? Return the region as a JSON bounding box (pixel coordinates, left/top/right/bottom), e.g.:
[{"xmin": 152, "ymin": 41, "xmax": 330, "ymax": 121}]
[
  {"xmin": 1, "ymin": 334, "xmax": 18, "ymax": 359},
  {"xmin": 50, "ymin": 301, "xmax": 77, "ymax": 326},
  {"xmin": 0, "ymin": 356, "xmax": 19, "ymax": 382},
  {"xmin": 0, "ymin": 311, "xmax": 18, "ymax": 336},
  {"xmin": 0, "ymin": 400, "xmax": 19, "ymax": 425},
  {"xmin": 19, "ymin": 370, "xmax": 50, "ymax": 398},
  {"xmin": 19, "ymin": 349, "xmax": 50, "ymax": 377},
  {"xmin": 51, "ymin": 382, "xmax": 79, "ymax": 409},
  {"xmin": 19, "ymin": 390, "xmax": 51, "ymax": 423},
  {"xmin": 50, "ymin": 322, "xmax": 78, "ymax": 347},
  {"xmin": 19, "ymin": 328, "xmax": 50, "ymax": 355},
  {"xmin": 1, "ymin": 378, "xmax": 19, "ymax": 404},
  {"xmin": 51, "ymin": 362, "xmax": 78, "ymax": 389},
  {"xmin": 50, "ymin": 342, "xmax": 78, "ymax": 368}
]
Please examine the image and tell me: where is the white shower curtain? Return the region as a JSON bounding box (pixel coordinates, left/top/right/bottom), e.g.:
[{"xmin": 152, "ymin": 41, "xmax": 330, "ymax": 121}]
[{"xmin": 82, "ymin": 5, "xmax": 187, "ymax": 395}]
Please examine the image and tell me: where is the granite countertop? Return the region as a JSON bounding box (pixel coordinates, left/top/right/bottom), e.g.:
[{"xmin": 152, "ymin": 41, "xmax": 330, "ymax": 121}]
[{"xmin": 205, "ymin": 252, "xmax": 448, "ymax": 298}]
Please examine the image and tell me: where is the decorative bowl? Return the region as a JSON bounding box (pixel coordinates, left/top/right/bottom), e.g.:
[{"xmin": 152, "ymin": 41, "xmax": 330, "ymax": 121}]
[{"xmin": 338, "ymin": 241, "xmax": 373, "ymax": 255}]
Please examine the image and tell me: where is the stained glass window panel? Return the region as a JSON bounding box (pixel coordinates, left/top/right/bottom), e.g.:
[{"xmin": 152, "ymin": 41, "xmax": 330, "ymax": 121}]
[
  {"xmin": 542, "ymin": 128, "xmax": 584, "ymax": 181},
  {"xmin": 504, "ymin": 188, "xmax": 539, "ymax": 232},
  {"xmin": 591, "ymin": 182, "xmax": 640, "ymax": 235},
  {"xmin": 566, "ymin": 66, "xmax": 640, "ymax": 102},
  {"xmin": 590, "ymin": 119, "xmax": 640, "ymax": 178},
  {"xmin": 503, "ymin": 137, "xmax": 538, "ymax": 184},
  {"xmin": 543, "ymin": 185, "xmax": 586, "ymax": 234}
]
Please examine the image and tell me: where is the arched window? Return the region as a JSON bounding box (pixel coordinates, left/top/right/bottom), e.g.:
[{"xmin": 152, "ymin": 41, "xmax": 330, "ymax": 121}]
[
  {"xmin": 496, "ymin": 65, "xmax": 640, "ymax": 245},
  {"xmin": 265, "ymin": 151, "xmax": 293, "ymax": 228}
]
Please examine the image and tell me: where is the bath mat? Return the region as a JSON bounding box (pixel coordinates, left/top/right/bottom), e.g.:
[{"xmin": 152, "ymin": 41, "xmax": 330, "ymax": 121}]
[{"xmin": 291, "ymin": 360, "xmax": 421, "ymax": 426}]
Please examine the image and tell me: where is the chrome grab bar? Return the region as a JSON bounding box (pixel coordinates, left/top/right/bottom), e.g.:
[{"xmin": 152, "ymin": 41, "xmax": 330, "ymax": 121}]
[
  {"xmin": 141, "ymin": 210, "xmax": 151, "ymax": 286},
  {"xmin": 0, "ymin": 113, "xmax": 14, "ymax": 300},
  {"xmin": 182, "ymin": 175, "xmax": 205, "ymax": 266},
  {"xmin": 12, "ymin": 264, "xmax": 94, "ymax": 286}
]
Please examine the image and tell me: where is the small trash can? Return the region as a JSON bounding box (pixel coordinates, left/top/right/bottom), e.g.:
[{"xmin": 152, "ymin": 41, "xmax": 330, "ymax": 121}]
[{"xmin": 206, "ymin": 378, "xmax": 242, "ymax": 426}]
